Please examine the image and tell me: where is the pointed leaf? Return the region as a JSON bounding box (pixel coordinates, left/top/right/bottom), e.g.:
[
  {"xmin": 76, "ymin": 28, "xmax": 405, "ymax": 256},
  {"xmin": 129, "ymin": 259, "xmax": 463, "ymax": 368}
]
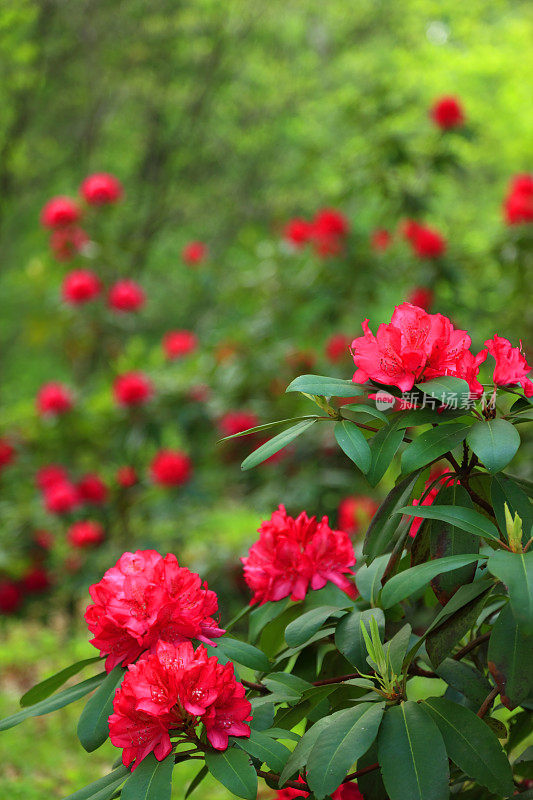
[
  {"xmin": 234, "ymin": 729, "xmax": 290, "ymax": 772},
  {"xmin": 241, "ymin": 419, "xmax": 316, "ymax": 470},
  {"xmin": 21, "ymin": 657, "xmax": 101, "ymax": 707},
  {"xmin": 426, "ymin": 585, "xmax": 493, "ymax": 668},
  {"xmin": 363, "ymin": 469, "xmax": 422, "ymax": 561},
  {"xmin": 77, "ymin": 665, "xmax": 124, "ymax": 752},
  {"xmin": 334, "ymin": 420, "xmax": 371, "ymax": 473},
  {"xmin": 435, "ymin": 659, "xmax": 492, "ymax": 707},
  {"xmin": 218, "ymin": 637, "xmax": 270, "ymax": 672},
  {"xmin": 488, "ymin": 603, "xmax": 533, "ymax": 709},
  {"xmin": 220, "ymin": 416, "xmax": 319, "ymax": 441},
  {"xmin": 340, "ymin": 403, "xmax": 390, "ymax": 423},
  {"xmin": 386, "ymin": 624, "xmax": 412, "ymax": 674},
  {"xmin": 61, "ymin": 765, "xmax": 129, "ymax": 800},
  {"xmin": 367, "ymin": 424, "xmax": 404, "ymax": 487},
  {"xmin": 491, "ymin": 474, "xmax": 532, "ymax": 546},
  {"xmin": 355, "ymin": 555, "xmax": 389, "ymax": 604},
  {"xmin": 467, "ymin": 419, "xmax": 520, "ymax": 474},
  {"xmin": 185, "ymin": 766, "xmax": 208, "ymax": 799},
  {"xmin": 285, "ymin": 605, "xmax": 347, "ymax": 648},
  {"xmin": 121, "ymin": 753, "xmax": 173, "ymax": 800},
  {"xmin": 401, "ymin": 423, "xmax": 471, "ymax": 474},
  {"xmin": 415, "ymin": 376, "xmax": 470, "ymax": 406},
  {"xmin": 205, "ymin": 746, "xmax": 258, "ymax": 800},
  {"xmin": 487, "ymin": 550, "xmax": 533, "ymax": 634},
  {"xmin": 279, "ymin": 716, "xmax": 332, "ymax": 786},
  {"xmin": 286, "ymin": 374, "xmax": 363, "ymax": 397},
  {"xmin": 335, "ymin": 608, "xmax": 385, "ymax": 671},
  {"xmin": 397, "ymin": 504, "xmax": 500, "ymax": 541},
  {"xmin": 380, "ymin": 555, "xmax": 484, "ymax": 609}
]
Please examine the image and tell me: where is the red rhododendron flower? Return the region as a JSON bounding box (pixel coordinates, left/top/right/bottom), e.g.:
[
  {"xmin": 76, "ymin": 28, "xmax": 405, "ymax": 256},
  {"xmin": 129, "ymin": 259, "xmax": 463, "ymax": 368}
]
[
  {"xmin": 430, "ymin": 96, "xmax": 465, "ymax": 129},
  {"xmin": 109, "ymin": 640, "xmax": 251, "ymax": 768},
  {"xmin": 326, "ymin": 334, "xmax": 351, "ymax": 363},
  {"xmin": 43, "ymin": 481, "xmax": 79, "ymax": 515},
  {"xmin": 116, "ymin": 466, "xmax": 138, "ymax": 487},
  {"xmin": 80, "ymin": 173, "xmax": 123, "ymax": 205},
  {"xmin": 218, "ymin": 411, "xmax": 259, "ymax": 438},
  {"xmin": 408, "ymin": 467, "xmax": 456, "ymax": 537},
  {"xmin": 484, "ymin": 335, "xmax": 533, "ymax": 397},
  {"xmin": 36, "ymin": 464, "xmax": 69, "ymax": 491},
  {"xmin": 62, "ymin": 269, "xmax": 101, "ymax": 305},
  {"xmin": 283, "ymin": 218, "xmax": 314, "ymax": 248},
  {"xmin": 36, "ymin": 382, "xmax": 74, "ymax": 416},
  {"xmin": 276, "ymin": 777, "xmax": 363, "ymax": 799},
  {"xmin": 40, "ymin": 196, "xmax": 81, "ymax": 228},
  {"xmin": 85, "ymin": 550, "xmax": 224, "ymax": 671},
  {"xmin": 338, "ymin": 496, "xmax": 378, "ymax": 535},
  {"xmin": 242, "ymin": 505, "xmax": 357, "ymax": 605},
  {"xmin": 150, "ymin": 449, "xmax": 192, "ymax": 487},
  {"xmin": 113, "ymin": 372, "xmax": 153, "ymax": 406},
  {"xmin": 50, "ymin": 226, "xmax": 89, "ymax": 261},
  {"xmin": 0, "ymin": 439, "xmax": 15, "ymax": 470},
  {"xmin": 34, "ymin": 529, "xmax": 54, "ymax": 549},
  {"xmin": 370, "ymin": 228, "xmax": 392, "ymax": 251},
  {"xmin": 408, "ymin": 287, "xmax": 434, "ymax": 311},
  {"xmin": 503, "ymin": 174, "xmax": 533, "ymax": 225},
  {"xmin": 108, "ymin": 280, "xmax": 146, "ymax": 313},
  {"xmin": 351, "ymin": 303, "xmax": 483, "ymax": 395},
  {"xmin": 163, "ymin": 330, "xmax": 198, "ymax": 360},
  {"xmin": 404, "ymin": 222, "xmax": 446, "ymax": 259},
  {"xmin": 21, "ymin": 566, "xmax": 51, "ymax": 594},
  {"xmin": 68, "ymin": 520, "xmax": 105, "ymax": 548},
  {"xmin": 182, "ymin": 241, "xmax": 207, "ymax": 266},
  {"xmin": 313, "ymin": 208, "xmax": 350, "ymax": 239},
  {"xmin": 77, "ymin": 473, "xmax": 109, "ymax": 505},
  {"xmin": 0, "ymin": 580, "xmax": 22, "ymax": 614}
]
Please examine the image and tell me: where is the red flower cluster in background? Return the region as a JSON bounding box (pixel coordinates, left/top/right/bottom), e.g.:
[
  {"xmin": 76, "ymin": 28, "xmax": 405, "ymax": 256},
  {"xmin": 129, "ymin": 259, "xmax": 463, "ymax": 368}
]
[
  {"xmin": 485, "ymin": 335, "xmax": 533, "ymax": 396},
  {"xmin": 150, "ymin": 449, "xmax": 192, "ymax": 487},
  {"xmin": 283, "ymin": 208, "xmax": 350, "ymax": 257},
  {"xmin": 337, "ymin": 496, "xmax": 378, "ymax": 536},
  {"xmin": 276, "ymin": 776, "xmax": 363, "ymax": 799},
  {"xmin": 182, "ymin": 240, "xmax": 207, "ymax": 266},
  {"xmin": 62, "ymin": 269, "xmax": 101, "ymax": 305},
  {"xmin": 325, "ymin": 334, "xmax": 351, "ymax": 363},
  {"xmin": 163, "ymin": 329, "xmax": 198, "ymax": 360},
  {"xmin": 51, "ymin": 227, "xmax": 89, "ymax": 261},
  {"xmin": 41, "ymin": 197, "xmax": 81, "ymax": 229},
  {"xmin": 402, "ymin": 220, "xmax": 447, "ymax": 259},
  {"xmin": 242, "ymin": 505, "xmax": 357, "ymax": 604},
  {"xmin": 85, "ymin": 550, "xmax": 224, "ymax": 671},
  {"xmin": 113, "ymin": 371, "xmax": 153, "ymax": 406},
  {"xmin": 108, "ymin": 279, "xmax": 146, "ymax": 313},
  {"xmin": 67, "ymin": 520, "xmax": 105, "ymax": 548},
  {"xmin": 218, "ymin": 410, "xmax": 260, "ymax": 438},
  {"xmin": 408, "ymin": 466, "xmax": 455, "ymax": 537},
  {"xmin": 109, "ymin": 640, "xmax": 251, "ymax": 768},
  {"xmin": 503, "ymin": 174, "xmax": 533, "ymax": 225},
  {"xmin": 0, "ymin": 438, "xmax": 16, "ymax": 472},
  {"xmin": 36, "ymin": 382, "xmax": 74, "ymax": 417},
  {"xmin": 77, "ymin": 473, "xmax": 109, "ymax": 505},
  {"xmin": 116, "ymin": 465, "xmax": 138, "ymax": 487},
  {"xmin": 430, "ymin": 96, "xmax": 465, "ymax": 130},
  {"xmin": 370, "ymin": 228, "xmax": 392, "ymax": 252},
  {"xmin": 408, "ymin": 286, "xmax": 434, "ymax": 311},
  {"xmin": 80, "ymin": 173, "xmax": 123, "ymax": 205}
]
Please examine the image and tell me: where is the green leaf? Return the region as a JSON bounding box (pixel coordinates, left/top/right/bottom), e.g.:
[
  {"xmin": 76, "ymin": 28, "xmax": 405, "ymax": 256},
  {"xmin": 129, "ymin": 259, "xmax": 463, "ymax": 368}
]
[
  {"xmin": 335, "ymin": 608, "xmax": 385, "ymax": 671},
  {"xmin": 272, "ymin": 685, "xmax": 337, "ymax": 731},
  {"xmin": 396, "ymin": 504, "xmax": 500, "ymax": 541},
  {"xmin": 279, "ymin": 716, "xmax": 331, "ymax": 786},
  {"xmin": 467, "ymin": 419, "xmax": 521, "ymax": 474},
  {"xmin": 367, "ymin": 424, "xmax": 404, "ymax": 487},
  {"xmin": 363, "ymin": 469, "xmax": 422, "ymax": 561},
  {"xmin": 0, "ymin": 672, "xmax": 105, "ymax": 732},
  {"xmin": 380, "ymin": 555, "xmax": 484, "ymax": 609},
  {"xmin": 121, "ymin": 753, "xmax": 173, "ymax": 800},
  {"xmin": 249, "ymin": 703, "xmax": 275, "ymax": 731},
  {"xmin": 307, "ymin": 703, "xmax": 385, "ymax": 799},
  {"xmin": 435, "ymin": 659, "xmax": 492, "ymax": 706},
  {"xmin": 77, "ymin": 666, "xmax": 124, "ymax": 753},
  {"xmin": 488, "ymin": 603, "xmax": 533, "ymax": 709},
  {"xmin": 234, "ymin": 729, "xmax": 290, "ymax": 772},
  {"xmin": 241, "ymin": 419, "xmax": 317, "ymax": 470},
  {"xmin": 401, "ymin": 423, "xmax": 471, "ymax": 474},
  {"xmin": 378, "ymin": 701, "xmax": 449, "ymax": 800},
  {"xmin": 487, "ymin": 550, "xmax": 533, "ymax": 634},
  {"xmin": 21, "ymin": 657, "xmax": 101, "ymax": 707},
  {"xmin": 425, "ymin": 584, "xmax": 493, "ymax": 668},
  {"xmin": 491, "ymin": 474, "xmax": 532, "ymax": 547},
  {"xmin": 286, "ymin": 374, "xmax": 363, "ymax": 397},
  {"xmin": 340, "ymin": 403, "xmax": 389, "ymax": 423},
  {"xmin": 416, "ymin": 376, "xmax": 470, "ymax": 406},
  {"xmin": 263, "ymin": 672, "xmax": 312, "ymax": 699},
  {"xmin": 285, "ymin": 605, "xmax": 347, "ymax": 648},
  {"xmin": 61, "ymin": 765, "xmax": 129, "ymax": 800},
  {"xmin": 355, "ymin": 555, "xmax": 389, "ymax": 604},
  {"xmin": 386, "ymin": 624, "xmax": 412, "ymax": 674},
  {"xmin": 205, "ymin": 747, "xmax": 258, "ymax": 800},
  {"xmin": 185, "ymin": 766, "xmax": 208, "ymax": 799},
  {"xmin": 249, "ymin": 600, "xmax": 288, "ymax": 643},
  {"xmin": 219, "ymin": 416, "xmax": 319, "ymax": 440},
  {"xmin": 394, "ymin": 406, "xmax": 466, "ymax": 429},
  {"xmin": 423, "ymin": 696, "xmax": 514, "ymax": 796},
  {"xmin": 218, "ymin": 637, "xmax": 270, "ymax": 672},
  {"xmin": 334, "ymin": 420, "xmax": 371, "ymax": 473}
]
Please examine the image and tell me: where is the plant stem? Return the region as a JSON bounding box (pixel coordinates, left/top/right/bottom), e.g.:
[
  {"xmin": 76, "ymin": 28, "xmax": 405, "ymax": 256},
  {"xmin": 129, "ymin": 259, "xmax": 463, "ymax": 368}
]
[
  {"xmin": 477, "ymin": 686, "xmax": 499, "ymax": 718},
  {"xmin": 453, "ymin": 632, "xmax": 490, "ymax": 661}
]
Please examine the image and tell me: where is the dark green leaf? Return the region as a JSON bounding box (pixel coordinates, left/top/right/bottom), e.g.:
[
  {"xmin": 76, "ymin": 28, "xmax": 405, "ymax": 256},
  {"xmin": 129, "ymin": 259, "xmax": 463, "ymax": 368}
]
[
  {"xmin": 488, "ymin": 603, "xmax": 533, "ymax": 710},
  {"xmin": 487, "ymin": 550, "xmax": 533, "ymax": 634},
  {"xmin": 241, "ymin": 419, "xmax": 317, "ymax": 470},
  {"xmin": 61, "ymin": 765, "xmax": 129, "ymax": 800},
  {"xmin": 467, "ymin": 419, "xmax": 520, "ymax": 474},
  {"xmin": 367, "ymin": 424, "xmax": 404, "ymax": 487},
  {"xmin": 234, "ymin": 729, "xmax": 290, "ymax": 772},
  {"xmin": 423, "ymin": 696, "xmax": 514, "ymax": 796},
  {"xmin": 286, "ymin": 374, "xmax": 363, "ymax": 397},
  {"xmin": 426, "ymin": 585, "xmax": 493, "ymax": 668},
  {"xmin": 249, "ymin": 600, "xmax": 288, "ymax": 643},
  {"xmin": 21, "ymin": 657, "xmax": 101, "ymax": 707},
  {"xmin": 356, "ymin": 741, "xmax": 388, "ymax": 800},
  {"xmin": 436, "ymin": 659, "xmax": 492, "ymax": 706},
  {"xmin": 272, "ymin": 685, "xmax": 337, "ymax": 730},
  {"xmin": 380, "ymin": 555, "xmax": 484, "ymax": 609},
  {"xmin": 307, "ymin": 703, "xmax": 385, "ymax": 799},
  {"xmin": 121, "ymin": 753, "xmax": 173, "ymax": 800},
  {"xmin": 335, "ymin": 608, "xmax": 385, "ymax": 671},
  {"xmin": 285, "ymin": 605, "xmax": 347, "ymax": 648},
  {"xmin": 185, "ymin": 766, "xmax": 208, "ymax": 799},
  {"xmin": 77, "ymin": 666, "xmax": 124, "ymax": 753},
  {"xmin": 397, "ymin": 504, "xmax": 500, "ymax": 541},
  {"xmin": 220, "ymin": 416, "xmax": 319, "ymax": 441},
  {"xmin": 340, "ymin": 404, "xmax": 389, "ymax": 423},
  {"xmin": 263, "ymin": 672, "xmax": 312, "ymax": 699},
  {"xmin": 363, "ymin": 469, "xmax": 422, "ymax": 561},
  {"xmin": 401, "ymin": 423, "xmax": 471, "ymax": 474},
  {"xmin": 334, "ymin": 420, "xmax": 371, "ymax": 473},
  {"xmin": 491, "ymin": 474, "xmax": 532, "ymax": 547},
  {"xmin": 415, "ymin": 376, "xmax": 470, "ymax": 406},
  {"xmin": 218, "ymin": 637, "xmax": 270, "ymax": 672},
  {"xmin": 429, "ymin": 485, "xmax": 478, "ymax": 604},
  {"xmin": 355, "ymin": 555, "xmax": 389, "ymax": 604},
  {"xmin": 249, "ymin": 703, "xmax": 275, "ymax": 731},
  {"xmin": 378, "ymin": 701, "xmax": 449, "ymax": 800},
  {"xmin": 279, "ymin": 716, "xmax": 331, "ymax": 786},
  {"xmin": 394, "ymin": 407, "xmax": 465, "ymax": 429},
  {"xmin": 205, "ymin": 747, "xmax": 258, "ymax": 800},
  {"xmin": 386, "ymin": 624, "xmax": 412, "ymax": 674}
]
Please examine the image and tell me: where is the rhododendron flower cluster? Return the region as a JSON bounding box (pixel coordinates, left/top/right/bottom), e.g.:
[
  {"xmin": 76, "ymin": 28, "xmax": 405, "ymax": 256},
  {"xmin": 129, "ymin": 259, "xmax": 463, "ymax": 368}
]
[
  {"xmin": 0, "ymin": 580, "xmax": 22, "ymax": 614},
  {"xmin": 325, "ymin": 333, "xmax": 351, "ymax": 363},
  {"xmin": 163, "ymin": 329, "xmax": 198, "ymax": 359},
  {"xmin": 68, "ymin": 520, "xmax": 105, "ymax": 548},
  {"xmin": 276, "ymin": 776, "xmax": 363, "ymax": 799},
  {"xmin": 408, "ymin": 286, "xmax": 434, "ymax": 311},
  {"xmin": 85, "ymin": 550, "xmax": 224, "ymax": 671},
  {"xmin": 62, "ymin": 269, "xmax": 101, "ymax": 304},
  {"xmin": 430, "ymin": 96, "xmax": 465, "ymax": 129},
  {"xmin": 0, "ymin": 439, "xmax": 16, "ymax": 471},
  {"xmin": 502, "ymin": 174, "xmax": 533, "ymax": 225},
  {"xmin": 108, "ymin": 279, "xmax": 146, "ymax": 313},
  {"xmin": 113, "ymin": 371, "xmax": 153, "ymax": 406},
  {"xmin": 182, "ymin": 241, "xmax": 207, "ymax": 266},
  {"xmin": 77, "ymin": 473, "xmax": 109, "ymax": 504},
  {"xmin": 242, "ymin": 505, "xmax": 356, "ymax": 604},
  {"xmin": 109, "ymin": 640, "xmax": 251, "ymax": 768},
  {"xmin": 116, "ymin": 465, "xmax": 138, "ymax": 488},
  {"xmin": 51, "ymin": 227, "xmax": 88, "ymax": 261},
  {"xmin": 338, "ymin": 496, "xmax": 378, "ymax": 535},
  {"xmin": 36, "ymin": 382, "xmax": 74, "ymax": 416},
  {"xmin": 403, "ymin": 220, "xmax": 447, "ymax": 259},
  {"xmin": 40, "ymin": 197, "xmax": 81, "ymax": 228},
  {"xmin": 80, "ymin": 173, "xmax": 123, "ymax": 205},
  {"xmin": 484, "ymin": 335, "xmax": 533, "ymax": 396},
  {"xmin": 150, "ymin": 449, "xmax": 192, "ymax": 487},
  {"xmin": 350, "ymin": 303, "xmax": 484, "ymax": 394},
  {"xmin": 283, "ymin": 208, "xmax": 349, "ymax": 257}
]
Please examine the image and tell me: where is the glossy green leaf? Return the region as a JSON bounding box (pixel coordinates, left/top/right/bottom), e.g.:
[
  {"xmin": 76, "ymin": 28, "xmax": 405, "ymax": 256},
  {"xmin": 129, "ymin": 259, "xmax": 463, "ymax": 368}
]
[
  {"xmin": 241, "ymin": 419, "xmax": 317, "ymax": 470},
  {"xmin": 467, "ymin": 419, "xmax": 520, "ymax": 474},
  {"xmin": 307, "ymin": 703, "xmax": 385, "ymax": 799},
  {"xmin": 21, "ymin": 657, "xmax": 101, "ymax": 707},
  {"xmin": 249, "ymin": 703, "xmax": 275, "ymax": 731},
  {"xmin": 0, "ymin": 672, "xmax": 105, "ymax": 732},
  {"xmin": 355, "ymin": 554, "xmax": 389, "ymax": 604},
  {"xmin": 286, "ymin": 374, "xmax": 363, "ymax": 397},
  {"xmin": 397, "ymin": 504, "xmax": 500, "ymax": 541},
  {"xmin": 272, "ymin": 685, "xmax": 337, "ymax": 731},
  {"xmin": 488, "ymin": 603, "xmax": 533, "ymax": 710},
  {"xmin": 285, "ymin": 605, "xmax": 347, "ymax": 648},
  {"xmin": 380, "ymin": 555, "xmax": 484, "ymax": 609},
  {"xmin": 363, "ymin": 469, "xmax": 422, "ymax": 561},
  {"xmin": 340, "ymin": 403, "xmax": 389, "ymax": 423},
  {"xmin": 218, "ymin": 637, "xmax": 270, "ymax": 671},
  {"xmin": 423, "ymin": 696, "xmax": 514, "ymax": 796},
  {"xmin": 367, "ymin": 424, "xmax": 404, "ymax": 487},
  {"xmin": 121, "ymin": 753, "xmax": 173, "ymax": 800},
  {"xmin": 425, "ymin": 584, "xmax": 493, "ymax": 668},
  {"xmin": 334, "ymin": 420, "xmax": 371, "ymax": 473},
  {"xmin": 487, "ymin": 549, "xmax": 533, "ymax": 634},
  {"xmin": 278, "ymin": 716, "xmax": 332, "ymax": 786},
  {"xmin": 234, "ymin": 728, "xmax": 290, "ymax": 772},
  {"xmin": 378, "ymin": 701, "xmax": 449, "ymax": 800},
  {"xmin": 386, "ymin": 624, "xmax": 412, "ymax": 674},
  {"xmin": 249, "ymin": 600, "xmax": 288, "ymax": 643},
  {"xmin": 220, "ymin": 416, "xmax": 319, "ymax": 440},
  {"xmin": 335, "ymin": 608, "xmax": 385, "ymax": 671},
  {"xmin": 436, "ymin": 659, "xmax": 492, "ymax": 706},
  {"xmin": 401, "ymin": 423, "xmax": 471, "ymax": 474},
  {"xmin": 415, "ymin": 376, "xmax": 470, "ymax": 406},
  {"xmin": 77, "ymin": 666, "xmax": 124, "ymax": 752},
  {"xmin": 491, "ymin": 474, "xmax": 533, "ymax": 546},
  {"xmin": 61, "ymin": 765, "xmax": 129, "ymax": 800},
  {"xmin": 205, "ymin": 746, "xmax": 258, "ymax": 800},
  {"xmin": 185, "ymin": 766, "xmax": 208, "ymax": 799}
]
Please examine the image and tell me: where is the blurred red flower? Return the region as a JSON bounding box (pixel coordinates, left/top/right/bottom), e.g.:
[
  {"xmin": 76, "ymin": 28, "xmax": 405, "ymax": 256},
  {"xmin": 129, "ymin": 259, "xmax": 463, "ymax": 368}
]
[
  {"xmin": 338, "ymin": 496, "xmax": 378, "ymax": 535},
  {"xmin": 36, "ymin": 382, "xmax": 74, "ymax": 416},
  {"xmin": 0, "ymin": 580, "xmax": 22, "ymax": 614},
  {"xmin": 0, "ymin": 439, "xmax": 16, "ymax": 470},
  {"xmin": 182, "ymin": 241, "xmax": 207, "ymax": 266},
  {"xmin": 68, "ymin": 520, "xmax": 105, "ymax": 548},
  {"xmin": 80, "ymin": 173, "xmax": 123, "ymax": 205},
  {"xmin": 408, "ymin": 286, "xmax": 434, "ymax": 311},
  {"xmin": 325, "ymin": 334, "xmax": 351, "ymax": 363},
  {"xmin": 108, "ymin": 279, "xmax": 146, "ymax": 312},
  {"xmin": 34, "ymin": 529, "xmax": 55, "ymax": 549},
  {"xmin": 40, "ymin": 196, "xmax": 81, "ymax": 228},
  {"xmin": 50, "ymin": 226, "xmax": 88, "ymax": 261},
  {"xmin": 77, "ymin": 473, "xmax": 109, "ymax": 505},
  {"xmin": 218, "ymin": 411, "xmax": 259, "ymax": 438},
  {"xmin": 62, "ymin": 269, "xmax": 101, "ymax": 305},
  {"xmin": 116, "ymin": 466, "xmax": 138, "ymax": 487},
  {"xmin": 150, "ymin": 449, "xmax": 192, "ymax": 486},
  {"xmin": 22, "ymin": 566, "xmax": 52, "ymax": 594},
  {"xmin": 36, "ymin": 464, "xmax": 69, "ymax": 491},
  {"xmin": 503, "ymin": 174, "xmax": 533, "ymax": 225},
  {"xmin": 283, "ymin": 218, "xmax": 314, "ymax": 248},
  {"xmin": 430, "ymin": 96, "xmax": 465, "ymax": 129},
  {"xmin": 370, "ymin": 228, "xmax": 392, "ymax": 251},
  {"xmin": 163, "ymin": 330, "xmax": 198, "ymax": 359},
  {"xmin": 44, "ymin": 481, "xmax": 79, "ymax": 515},
  {"xmin": 404, "ymin": 222, "xmax": 446, "ymax": 259},
  {"xmin": 113, "ymin": 372, "xmax": 153, "ymax": 406}
]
